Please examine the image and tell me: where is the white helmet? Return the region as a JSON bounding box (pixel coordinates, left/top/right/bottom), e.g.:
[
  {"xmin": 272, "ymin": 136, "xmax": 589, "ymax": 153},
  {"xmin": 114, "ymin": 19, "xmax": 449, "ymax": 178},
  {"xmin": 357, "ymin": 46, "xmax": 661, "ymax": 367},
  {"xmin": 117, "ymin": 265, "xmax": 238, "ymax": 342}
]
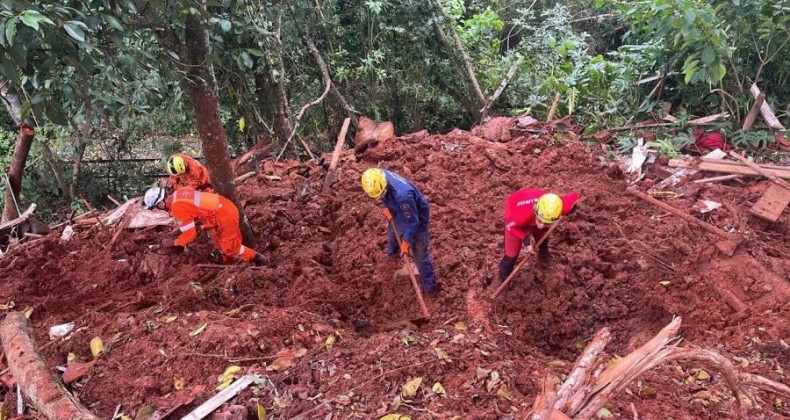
[{"xmin": 143, "ymin": 187, "xmax": 166, "ymax": 210}]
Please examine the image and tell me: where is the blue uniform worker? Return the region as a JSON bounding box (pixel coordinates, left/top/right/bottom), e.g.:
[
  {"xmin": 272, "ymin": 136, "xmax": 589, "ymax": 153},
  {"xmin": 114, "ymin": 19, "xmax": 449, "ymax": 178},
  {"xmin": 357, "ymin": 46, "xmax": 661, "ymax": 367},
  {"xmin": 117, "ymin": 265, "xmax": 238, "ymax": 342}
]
[{"xmin": 361, "ymin": 168, "xmax": 439, "ymax": 295}]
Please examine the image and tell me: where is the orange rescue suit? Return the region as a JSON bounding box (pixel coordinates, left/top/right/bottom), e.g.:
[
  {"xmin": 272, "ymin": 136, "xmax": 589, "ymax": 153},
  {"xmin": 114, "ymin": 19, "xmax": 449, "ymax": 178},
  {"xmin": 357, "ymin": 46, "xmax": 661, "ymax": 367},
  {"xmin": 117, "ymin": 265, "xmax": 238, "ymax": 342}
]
[
  {"xmin": 169, "ymin": 153, "xmax": 213, "ymax": 192},
  {"xmin": 167, "ymin": 188, "xmax": 256, "ymax": 262}
]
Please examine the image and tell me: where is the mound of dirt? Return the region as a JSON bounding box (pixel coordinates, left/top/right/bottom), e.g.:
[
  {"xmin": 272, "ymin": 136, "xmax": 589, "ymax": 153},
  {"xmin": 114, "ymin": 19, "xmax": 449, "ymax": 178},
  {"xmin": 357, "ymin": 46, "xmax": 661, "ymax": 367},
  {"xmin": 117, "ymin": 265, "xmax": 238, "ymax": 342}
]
[{"xmin": 0, "ymin": 127, "xmax": 788, "ymax": 419}]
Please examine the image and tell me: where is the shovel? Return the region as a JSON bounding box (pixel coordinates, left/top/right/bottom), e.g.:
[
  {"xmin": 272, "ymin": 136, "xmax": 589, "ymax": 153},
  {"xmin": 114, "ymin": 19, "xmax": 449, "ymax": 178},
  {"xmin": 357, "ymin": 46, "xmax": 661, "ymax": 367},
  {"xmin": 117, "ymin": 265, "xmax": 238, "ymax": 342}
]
[
  {"xmin": 388, "ymin": 219, "xmax": 431, "ymax": 324},
  {"xmin": 490, "ymin": 221, "xmax": 560, "ymax": 299}
]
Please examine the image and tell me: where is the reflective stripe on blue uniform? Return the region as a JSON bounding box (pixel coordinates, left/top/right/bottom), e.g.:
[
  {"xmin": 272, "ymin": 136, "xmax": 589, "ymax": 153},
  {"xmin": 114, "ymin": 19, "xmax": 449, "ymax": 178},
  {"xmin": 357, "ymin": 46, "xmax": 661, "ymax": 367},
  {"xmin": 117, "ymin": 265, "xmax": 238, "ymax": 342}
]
[{"xmin": 380, "ymin": 169, "xmax": 437, "ymax": 293}]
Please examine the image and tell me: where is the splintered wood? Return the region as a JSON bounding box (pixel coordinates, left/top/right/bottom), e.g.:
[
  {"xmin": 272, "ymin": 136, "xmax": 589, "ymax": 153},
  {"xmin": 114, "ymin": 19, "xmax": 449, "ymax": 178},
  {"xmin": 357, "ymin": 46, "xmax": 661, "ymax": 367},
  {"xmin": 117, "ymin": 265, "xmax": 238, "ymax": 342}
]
[{"xmin": 531, "ymin": 317, "xmax": 790, "ymax": 419}]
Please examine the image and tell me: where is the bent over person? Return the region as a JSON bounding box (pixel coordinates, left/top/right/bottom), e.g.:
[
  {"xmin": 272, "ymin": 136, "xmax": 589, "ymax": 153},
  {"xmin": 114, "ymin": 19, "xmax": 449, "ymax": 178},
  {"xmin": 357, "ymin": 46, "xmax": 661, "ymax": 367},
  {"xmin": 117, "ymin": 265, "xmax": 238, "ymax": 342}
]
[
  {"xmin": 500, "ymin": 188, "xmax": 579, "ymax": 280},
  {"xmin": 361, "ymin": 168, "xmax": 440, "ymax": 296},
  {"xmin": 143, "ymin": 187, "xmax": 264, "ymax": 265},
  {"xmin": 166, "ymin": 153, "xmax": 213, "ymax": 192}
]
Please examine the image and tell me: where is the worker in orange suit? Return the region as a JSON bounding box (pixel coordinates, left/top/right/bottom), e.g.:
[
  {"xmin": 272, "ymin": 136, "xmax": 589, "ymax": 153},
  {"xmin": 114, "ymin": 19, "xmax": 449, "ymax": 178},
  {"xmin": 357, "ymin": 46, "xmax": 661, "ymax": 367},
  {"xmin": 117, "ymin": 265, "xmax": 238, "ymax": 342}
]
[
  {"xmin": 143, "ymin": 186, "xmax": 264, "ymax": 265},
  {"xmin": 166, "ymin": 153, "xmax": 213, "ymax": 192}
]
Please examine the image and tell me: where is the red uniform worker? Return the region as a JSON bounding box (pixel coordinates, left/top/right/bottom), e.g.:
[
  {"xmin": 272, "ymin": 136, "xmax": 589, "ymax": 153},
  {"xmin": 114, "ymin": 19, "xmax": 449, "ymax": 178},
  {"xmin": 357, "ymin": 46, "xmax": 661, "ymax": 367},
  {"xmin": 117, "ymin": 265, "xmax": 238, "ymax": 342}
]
[
  {"xmin": 143, "ymin": 187, "xmax": 263, "ymax": 265},
  {"xmin": 500, "ymin": 188, "xmax": 579, "ymax": 280},
  {"xmin": 167, "ymin": 153, "xmax": 213, "ymax": 192}
]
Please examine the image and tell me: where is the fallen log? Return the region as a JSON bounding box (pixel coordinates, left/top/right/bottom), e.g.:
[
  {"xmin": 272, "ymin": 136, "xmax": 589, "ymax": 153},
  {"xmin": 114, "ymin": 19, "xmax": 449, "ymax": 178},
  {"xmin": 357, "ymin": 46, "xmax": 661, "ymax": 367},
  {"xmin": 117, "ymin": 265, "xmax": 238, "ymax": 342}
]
[
  {"xmin": 554, "ymin": 328, "xmax": 612, "ymax": 413},
  {"xmin": 0, "ymin": 312, "xmax": 99, "ymax": 420},
  {"xmin": 626, "ymin": 189, "xmax": 730, "ymax": 238}
]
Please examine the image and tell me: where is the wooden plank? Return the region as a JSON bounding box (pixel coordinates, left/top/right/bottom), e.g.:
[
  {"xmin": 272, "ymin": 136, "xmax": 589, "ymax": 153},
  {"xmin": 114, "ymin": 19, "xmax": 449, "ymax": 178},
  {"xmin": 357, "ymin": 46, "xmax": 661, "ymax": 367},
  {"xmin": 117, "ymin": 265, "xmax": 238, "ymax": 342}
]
[
  {"xmin": 729, "ymin": 151, "xmax": 790, "ymax": 191},
  {"xmin": 668, "ymin": 160, "xmax": 790, "ymax": 179},
  {"xmin": 750, "ymin": 184, "xmax": 790, "ymax": 222},
  {"xmin": 750, "ymin": 83, "xmax": 785, "ymax": 130},
  {"xmin": 743, "ymin": 93, "xmax": 765, "ymax": 131},
  {"xmin": 181, "ymin": 375, "xmax": 258, "ymax": 420}
]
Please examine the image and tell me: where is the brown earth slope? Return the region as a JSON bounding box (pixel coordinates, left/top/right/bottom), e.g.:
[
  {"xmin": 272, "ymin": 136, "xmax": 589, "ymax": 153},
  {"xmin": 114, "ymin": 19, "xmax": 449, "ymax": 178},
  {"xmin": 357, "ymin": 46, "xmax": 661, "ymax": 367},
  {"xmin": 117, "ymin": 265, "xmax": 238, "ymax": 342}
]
[{"xmin": 0, "ymin": 129, "xmax": 788, "ymax": 419}]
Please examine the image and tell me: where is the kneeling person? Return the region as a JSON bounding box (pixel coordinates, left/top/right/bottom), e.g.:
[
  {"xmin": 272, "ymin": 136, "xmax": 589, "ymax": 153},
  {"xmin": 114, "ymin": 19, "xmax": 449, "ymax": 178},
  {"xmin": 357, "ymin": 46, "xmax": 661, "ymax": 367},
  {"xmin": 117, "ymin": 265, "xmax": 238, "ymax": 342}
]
[{"xmin": 143, "ymin": 187, "xmax": 264, "ymax": 265}]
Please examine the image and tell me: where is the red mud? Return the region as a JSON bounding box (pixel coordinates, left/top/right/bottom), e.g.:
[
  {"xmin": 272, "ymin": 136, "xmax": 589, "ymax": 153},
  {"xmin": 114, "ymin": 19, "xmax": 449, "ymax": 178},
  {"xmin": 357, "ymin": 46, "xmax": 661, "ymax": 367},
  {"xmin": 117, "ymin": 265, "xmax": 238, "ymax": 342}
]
[{"xmin": 0, "ymin": 126, "xmax": 788, "ymax": 419}]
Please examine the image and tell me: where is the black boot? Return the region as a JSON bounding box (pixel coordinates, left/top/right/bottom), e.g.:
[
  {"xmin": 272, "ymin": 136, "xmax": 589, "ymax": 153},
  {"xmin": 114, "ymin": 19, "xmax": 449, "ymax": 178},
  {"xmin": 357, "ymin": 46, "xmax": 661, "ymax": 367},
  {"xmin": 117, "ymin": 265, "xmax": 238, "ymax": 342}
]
[
  {"xmin": 251, "ymin": 253, "xmax": 266, "ymax": 266},
  {"xmin": 538, "ymin": 239, "xmax": 550, "ymax": 263},
  {"xmin": 499, "ymin": 256, "xmax": 517, "ymax": 281}
]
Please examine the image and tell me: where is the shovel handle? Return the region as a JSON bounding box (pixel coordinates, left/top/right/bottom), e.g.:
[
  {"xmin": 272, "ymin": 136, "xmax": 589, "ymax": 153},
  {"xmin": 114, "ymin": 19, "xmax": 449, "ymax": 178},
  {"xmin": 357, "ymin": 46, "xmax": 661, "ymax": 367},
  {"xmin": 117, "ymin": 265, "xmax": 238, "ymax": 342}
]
[
  {"xmin": 389, "ymin": 219, "xmax": 431, "ymax": 319},
  {"xmin": 490, "ymin": 221, "xmax": 560, "ymax": 299}
]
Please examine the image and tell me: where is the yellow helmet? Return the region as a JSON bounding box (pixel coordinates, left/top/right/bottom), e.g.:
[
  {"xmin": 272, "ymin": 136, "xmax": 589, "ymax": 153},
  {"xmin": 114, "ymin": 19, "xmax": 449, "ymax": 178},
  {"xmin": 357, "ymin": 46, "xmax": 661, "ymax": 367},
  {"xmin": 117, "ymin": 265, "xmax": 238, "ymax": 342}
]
[
  {"xmin": 166, "ymin": 155, "xmax": 187, "ymax": 176},
  {"xmin": 535, "ymin": 193, "xmax": 563, "ymax": 224},
  {"xmin": 361, "ymin": 168, "xmax": 387, "ymax": 198}
]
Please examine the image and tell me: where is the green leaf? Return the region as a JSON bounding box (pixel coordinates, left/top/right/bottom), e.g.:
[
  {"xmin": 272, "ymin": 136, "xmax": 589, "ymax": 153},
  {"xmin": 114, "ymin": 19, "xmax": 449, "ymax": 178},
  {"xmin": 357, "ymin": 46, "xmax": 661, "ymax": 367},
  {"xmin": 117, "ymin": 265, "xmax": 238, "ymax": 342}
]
[
  {"xmin": 5, "ymin": 20, "xmax": 16, "ymax": 47},
  {"xmin": 20, "ymin": 10, "xmax": 53, "ymax": 31},
  {"xmin": 240, "ymin": 51, "xmax": 252, "ymax": 69},
  {"xmin": 247, "ymin": 48, "xmax": 264, "ymax": 57},
  {"xmin": 20, "ymin": 100, "xmax": 31, "ymax": 119},
  {"xmin": 701, "ymin": 47, "xmax": 715, "ymax": 65},
  {"xmin": 220, "ymin": 19, "xmax": 231, "ymax": 32},
  {"xmin": 64, "ymin": 21, "xmax": 86, "ymax": 42},
  {"xmin": 683, "ymin": 9, "xmax": 696, "ymax": 23},
  {"xmin": 0, "ymin": 55, "xmax": 15, "ymax": 83},
  {"xmin": 104, "ymin": 15, "xmax": 124, "ymax": 31}
]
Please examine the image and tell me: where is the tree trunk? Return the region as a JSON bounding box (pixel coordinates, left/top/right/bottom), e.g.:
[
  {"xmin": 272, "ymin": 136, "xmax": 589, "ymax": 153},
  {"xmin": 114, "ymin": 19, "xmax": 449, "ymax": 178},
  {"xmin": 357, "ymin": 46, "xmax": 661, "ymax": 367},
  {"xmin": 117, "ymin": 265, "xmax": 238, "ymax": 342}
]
[
  {"xmin": 40, "ymin": 141, "xmax": 72, "ymax": 203},
  {"xmin": 69, "ymin": 135, "xmax": 87, "ymax": 201},
  {"xmin": 182, "ymin": 9, "xmax": 256, "ymax": 247},
  {"xmin": 270, "ymin": 10, "xmax": 293, "ymax": 147},
  {"xmin": 432, "ymin": 21, "xmax": 480, "ymax": 120},
  {"xmin": 2, "ymin": 124, "xmax": 35, "ymax": 222},
  {"xmin": 0, "ymin": 75, "xmax": 35, "ymax": 223},
  {"xmin": 253, "ymin": 62, "xmax": 292, "ymax": 145}
]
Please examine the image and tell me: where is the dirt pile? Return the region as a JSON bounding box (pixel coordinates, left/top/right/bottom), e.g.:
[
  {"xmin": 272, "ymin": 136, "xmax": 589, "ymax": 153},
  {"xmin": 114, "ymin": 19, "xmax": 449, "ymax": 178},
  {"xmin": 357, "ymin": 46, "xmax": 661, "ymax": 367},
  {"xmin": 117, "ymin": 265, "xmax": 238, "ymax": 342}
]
[{"xmin": 0, "ymin": 126, "xmax": 788, "ymax": 419}]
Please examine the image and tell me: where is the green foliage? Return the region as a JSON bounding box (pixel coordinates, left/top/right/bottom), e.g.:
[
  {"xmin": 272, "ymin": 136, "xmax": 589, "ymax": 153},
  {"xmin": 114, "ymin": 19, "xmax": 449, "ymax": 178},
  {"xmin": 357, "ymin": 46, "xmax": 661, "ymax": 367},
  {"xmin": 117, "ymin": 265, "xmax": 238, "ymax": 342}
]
[
  {"xmin": 730, "ymin": 129, "xmax": 775, "ymax": 150},
  {"xmin": 608, "ymin": 0, "xmax": 730, "ymax": 85}
]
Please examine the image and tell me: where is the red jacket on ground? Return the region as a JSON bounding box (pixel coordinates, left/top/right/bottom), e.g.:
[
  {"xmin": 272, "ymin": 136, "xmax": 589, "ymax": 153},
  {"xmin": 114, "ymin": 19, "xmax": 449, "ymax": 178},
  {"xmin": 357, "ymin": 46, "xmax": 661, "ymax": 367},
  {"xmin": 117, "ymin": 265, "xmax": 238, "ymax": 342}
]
[
  {"xmin": 166, "ymin": 188, "xmax": 255, "ymax": 262},
  {"xmin": 503, "ymin": 188, "xmax": 579, "ymax": 258}
]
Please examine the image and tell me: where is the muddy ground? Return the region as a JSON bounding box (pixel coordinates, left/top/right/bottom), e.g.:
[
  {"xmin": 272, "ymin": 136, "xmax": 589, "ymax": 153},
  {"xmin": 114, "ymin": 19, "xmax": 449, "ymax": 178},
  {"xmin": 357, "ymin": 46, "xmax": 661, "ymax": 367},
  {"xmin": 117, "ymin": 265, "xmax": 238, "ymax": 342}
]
[{"xmin": 0, "ymin": 126, "xmax": 788, "ymax": 419}]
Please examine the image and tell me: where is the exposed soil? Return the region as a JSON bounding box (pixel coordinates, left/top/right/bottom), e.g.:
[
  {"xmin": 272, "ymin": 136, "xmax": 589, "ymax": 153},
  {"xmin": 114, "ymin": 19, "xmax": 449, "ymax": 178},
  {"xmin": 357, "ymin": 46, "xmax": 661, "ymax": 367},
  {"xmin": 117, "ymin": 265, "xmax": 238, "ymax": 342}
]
[{"xmin": 0, "ymin": 126, "xmax": 788, "ymax": 419}]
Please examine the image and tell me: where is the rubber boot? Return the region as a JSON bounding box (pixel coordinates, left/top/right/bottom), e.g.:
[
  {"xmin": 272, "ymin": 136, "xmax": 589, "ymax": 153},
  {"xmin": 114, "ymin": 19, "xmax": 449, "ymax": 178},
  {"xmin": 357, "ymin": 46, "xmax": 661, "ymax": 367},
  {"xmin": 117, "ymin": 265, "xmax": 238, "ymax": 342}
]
[
  {"xmin": 252, "ymin": 253, "xmax": 266, "ymax": 266},
  {"xmin": 499, "ymin": 256, "xmax": 517, "ymax": 281},
  {"xmin": 537, "ymin": 239, "xmax": 551, "ymax": 265}
]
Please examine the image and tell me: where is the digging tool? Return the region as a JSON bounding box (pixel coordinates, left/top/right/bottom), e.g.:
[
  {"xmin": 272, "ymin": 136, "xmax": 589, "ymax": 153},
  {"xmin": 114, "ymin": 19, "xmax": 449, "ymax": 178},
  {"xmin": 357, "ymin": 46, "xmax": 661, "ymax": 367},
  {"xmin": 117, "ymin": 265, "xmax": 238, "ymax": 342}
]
[
  {"xmin": 389, "ymin": 219, "xmax": 431, "ymax": 322},
  {"xmin": 490, "ymin": 221, "xmax": 560, "ymax": 299}
]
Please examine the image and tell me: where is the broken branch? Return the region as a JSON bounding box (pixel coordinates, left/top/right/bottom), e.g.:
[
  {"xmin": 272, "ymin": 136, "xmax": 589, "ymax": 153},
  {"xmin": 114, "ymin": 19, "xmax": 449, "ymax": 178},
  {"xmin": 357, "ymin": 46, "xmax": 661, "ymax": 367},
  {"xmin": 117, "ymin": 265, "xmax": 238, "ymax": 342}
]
[{"xmin": 626, "ymin": 189, "xmax": 730, "ymax": 239}]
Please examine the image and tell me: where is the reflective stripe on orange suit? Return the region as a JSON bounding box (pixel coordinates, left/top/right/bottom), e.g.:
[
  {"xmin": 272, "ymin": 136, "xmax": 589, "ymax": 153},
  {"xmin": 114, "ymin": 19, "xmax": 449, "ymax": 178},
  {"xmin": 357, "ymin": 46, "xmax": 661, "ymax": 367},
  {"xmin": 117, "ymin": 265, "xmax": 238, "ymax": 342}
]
[
  {"xmin": 167, "ymin": 188, "xmax": 256, "ymax": 261},
  {"xmin": 169, "ymin": 153, "xmax": 213, "ymax": 192}
]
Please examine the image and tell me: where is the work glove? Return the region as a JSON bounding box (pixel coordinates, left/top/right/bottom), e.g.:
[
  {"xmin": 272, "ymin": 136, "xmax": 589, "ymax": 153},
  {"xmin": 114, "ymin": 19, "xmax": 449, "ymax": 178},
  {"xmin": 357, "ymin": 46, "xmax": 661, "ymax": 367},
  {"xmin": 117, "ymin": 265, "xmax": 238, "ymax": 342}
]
[
  {"xmin": 400, "ymin": 241, "xmax": 411, "ymax": 257},
  {"xmin": 383, "ymin": 208, "xmax": 393, "ymax": 221}
]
